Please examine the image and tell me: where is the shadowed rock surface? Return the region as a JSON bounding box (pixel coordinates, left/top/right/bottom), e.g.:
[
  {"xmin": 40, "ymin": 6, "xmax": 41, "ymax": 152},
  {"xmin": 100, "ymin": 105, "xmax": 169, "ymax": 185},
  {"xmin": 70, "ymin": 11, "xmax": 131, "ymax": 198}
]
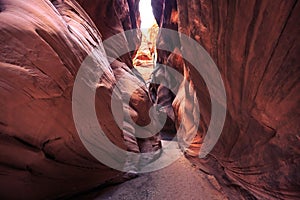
[
  {"xmin": 152, "ymin": 0, "xmax": 300, "ymax": 199},
  {"xmin": 0, "ymin": 0, "xmax": 299, "ymax": 199},
  {"xmin": 0, "ymin": 0, "xmax": 158, "ymax": 199},
  {"xmin": 77, "ymin": 0, "xmax": 142, "ymax": 68}
]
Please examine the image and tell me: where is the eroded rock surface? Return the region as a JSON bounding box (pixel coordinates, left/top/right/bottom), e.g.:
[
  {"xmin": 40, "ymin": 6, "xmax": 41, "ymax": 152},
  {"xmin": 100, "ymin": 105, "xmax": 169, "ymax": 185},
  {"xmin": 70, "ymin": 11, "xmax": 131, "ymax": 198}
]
[
  {"xmin": 152, "ymin": 0, "xmax": 300, "ymax": 199},
  {"xmin": 1, "ymin": 0, "xmax": 299, "ymax": 199},
  {"xmin": 77, "ymin": 0, "xmax": 142, "ymax": 68},
  {"xmin": 0, "ymin": 0, "xmax": 158, "ymax": 199}
]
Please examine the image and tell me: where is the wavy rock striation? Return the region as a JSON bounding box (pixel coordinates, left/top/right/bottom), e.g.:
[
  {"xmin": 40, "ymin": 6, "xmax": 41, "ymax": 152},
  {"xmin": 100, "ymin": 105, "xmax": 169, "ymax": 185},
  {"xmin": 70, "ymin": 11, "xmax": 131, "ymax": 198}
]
[
  {"xmin": 0, "ymin": 0, "xmax": 159, "ymax": 199},
  {"xmin": 152, "ymin": 0, "xmax": 300, "ymax": 199}
]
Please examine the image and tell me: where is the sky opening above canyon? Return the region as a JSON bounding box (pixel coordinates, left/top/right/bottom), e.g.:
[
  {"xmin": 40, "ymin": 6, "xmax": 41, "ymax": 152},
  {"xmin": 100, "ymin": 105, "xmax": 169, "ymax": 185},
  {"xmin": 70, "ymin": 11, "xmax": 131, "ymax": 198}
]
[{"xmin": 139, "ymin": 0, "xmax": 156, "ymax": 29}]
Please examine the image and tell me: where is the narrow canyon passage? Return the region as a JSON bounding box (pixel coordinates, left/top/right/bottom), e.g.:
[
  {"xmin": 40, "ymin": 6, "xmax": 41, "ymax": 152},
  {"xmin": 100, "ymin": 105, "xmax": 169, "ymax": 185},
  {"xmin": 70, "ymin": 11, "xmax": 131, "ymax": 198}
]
[
  {"xmin": 133, "ymin": 0, "xmax": 157, "ymax": 81},
  {"xmin": 0, "ymin": 0, "xmax": 299, "ymax": 200},
  {"xmin": 92, "ymin": 5, "xmax": 229, "ymax": 198}
]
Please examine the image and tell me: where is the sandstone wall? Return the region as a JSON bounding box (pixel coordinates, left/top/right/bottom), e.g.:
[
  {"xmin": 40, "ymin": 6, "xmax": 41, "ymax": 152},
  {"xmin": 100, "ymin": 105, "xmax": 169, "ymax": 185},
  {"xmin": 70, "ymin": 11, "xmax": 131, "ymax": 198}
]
[
  {"xmin": 152, "ymin": 0, "xmax": 300, "ymax": 199},
  {"xmin": 0, "ymin": 0, "xmax": 156, "ymax": 199},
  {"xmin": 77, "ymin": 0, "xmax": 142, "ymax": 68}
]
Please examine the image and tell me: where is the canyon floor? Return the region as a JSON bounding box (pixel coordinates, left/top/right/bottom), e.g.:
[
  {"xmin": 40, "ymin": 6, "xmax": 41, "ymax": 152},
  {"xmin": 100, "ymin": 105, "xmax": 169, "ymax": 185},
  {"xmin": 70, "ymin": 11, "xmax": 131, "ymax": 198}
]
[
  {"xmin": 135, "ymin": 64, "xmax": 154, "ymax": 81},
  {"xmin": 93, "ymin": 134, "xmax": 228, "ymax": 200},
  {"xmin": 87, "ymin": 64, "xmax": 226, "ymax": 200}
]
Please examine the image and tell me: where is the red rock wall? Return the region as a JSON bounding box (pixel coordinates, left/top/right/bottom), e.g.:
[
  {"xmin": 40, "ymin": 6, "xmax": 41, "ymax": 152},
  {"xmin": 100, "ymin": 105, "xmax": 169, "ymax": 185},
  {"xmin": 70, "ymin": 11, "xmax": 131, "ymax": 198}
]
[
  {"xmin": 153, "ymin": 0, "xmax": 300, "ymax": 199},
  {"xmin": 76, "ymin": 0, "xmax": 161, "ymax": 161},
  {"xmin": 77, "ymin": 0, "xmax": 142, "ymax": 68},
  {"xmin": 0, "ymin": 0, "xmax": 157, "ymax": 199}
]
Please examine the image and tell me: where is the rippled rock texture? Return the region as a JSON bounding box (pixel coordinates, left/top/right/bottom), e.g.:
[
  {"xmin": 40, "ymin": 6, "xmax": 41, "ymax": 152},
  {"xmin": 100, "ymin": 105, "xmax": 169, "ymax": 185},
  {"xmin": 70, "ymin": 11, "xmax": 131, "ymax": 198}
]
[
  {"xmin": 0, "ymin": 0, "xmax": 158, "ymax": 199},
  {"xmin": 77, "ymin": 0, "xmax": 142, "ymax": 68},
  {"xmin": 152, "ymin": 0, "xmax": 300, "ymax": 199}
]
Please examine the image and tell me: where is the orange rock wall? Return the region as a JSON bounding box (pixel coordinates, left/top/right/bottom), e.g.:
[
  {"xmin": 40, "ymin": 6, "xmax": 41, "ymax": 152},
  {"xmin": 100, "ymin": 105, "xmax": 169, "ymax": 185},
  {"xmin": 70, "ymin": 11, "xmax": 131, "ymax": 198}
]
[{"xmin": 152, "ymin": 0, "xmax": 300, "ymax": 199}]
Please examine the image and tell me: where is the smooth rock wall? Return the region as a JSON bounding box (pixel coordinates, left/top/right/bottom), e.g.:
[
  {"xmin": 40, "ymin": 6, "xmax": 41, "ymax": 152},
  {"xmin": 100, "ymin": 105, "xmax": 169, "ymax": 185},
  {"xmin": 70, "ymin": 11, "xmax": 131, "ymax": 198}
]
[{"xmin": 152, "ymin": 0, "xmax": 300, "ymax": 199}]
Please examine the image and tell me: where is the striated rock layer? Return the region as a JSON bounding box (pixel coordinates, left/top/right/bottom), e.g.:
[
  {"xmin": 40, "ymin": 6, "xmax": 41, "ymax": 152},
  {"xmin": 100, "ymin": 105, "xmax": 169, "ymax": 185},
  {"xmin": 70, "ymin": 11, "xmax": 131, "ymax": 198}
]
[
  {"xmin": 152, "ymin": 0, "xmax": 300, "ymax": 199},
  {"xmin": 77, "ymin": 0, "xmax": 161, "ymax": 167},
  {"xmin": 77, "ymin": 0, "xmax": 142, "ymax": 68},
  {"xmin": 0, "ymin": 0, "xmax": 158, "ymax": 199}
]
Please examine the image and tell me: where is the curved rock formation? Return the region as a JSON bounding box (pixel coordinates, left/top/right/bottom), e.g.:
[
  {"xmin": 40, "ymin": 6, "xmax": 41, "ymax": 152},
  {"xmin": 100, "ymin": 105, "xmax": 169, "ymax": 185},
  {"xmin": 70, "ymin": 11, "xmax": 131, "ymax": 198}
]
[
  {"xmin": 152, "ymin": 0, "xmax": 300, "ymax": 199},
  {"xmin": 77, "ymin": 0, "xmax": 161, "ymax": 167},
  {"xmin": 1, "ymin": 0, "xmax": 299, "ymax": 199},
  {"xmin": 0, "ymin": 0, "xmax": 158, "ymax": 199},
  {"xmin": 77, "ymin": 0, "xmax": 142, "ymax": 68}
]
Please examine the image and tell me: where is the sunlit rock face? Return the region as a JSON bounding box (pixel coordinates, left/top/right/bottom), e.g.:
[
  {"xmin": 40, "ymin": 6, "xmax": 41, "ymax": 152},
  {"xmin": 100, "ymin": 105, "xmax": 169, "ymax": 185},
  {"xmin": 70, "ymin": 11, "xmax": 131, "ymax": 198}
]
[
  {"xmin": 152, "ymin": 0, "xmax": 300, "ymax": 199},
  {"xmin": 133, "ymin": 24, "xmax": 158, "ymax": 68},
  {"xmin": 0, "ymin": 0, "xmax": 158, "ymax": 199}
]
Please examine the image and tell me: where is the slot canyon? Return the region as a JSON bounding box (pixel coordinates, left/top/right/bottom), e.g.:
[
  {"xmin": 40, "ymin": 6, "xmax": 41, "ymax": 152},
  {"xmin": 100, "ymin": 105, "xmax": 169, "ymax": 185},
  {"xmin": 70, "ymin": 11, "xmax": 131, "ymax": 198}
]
[{"xmin": 0, "ymin": 0, "xmax": 299, "ymax": 199}]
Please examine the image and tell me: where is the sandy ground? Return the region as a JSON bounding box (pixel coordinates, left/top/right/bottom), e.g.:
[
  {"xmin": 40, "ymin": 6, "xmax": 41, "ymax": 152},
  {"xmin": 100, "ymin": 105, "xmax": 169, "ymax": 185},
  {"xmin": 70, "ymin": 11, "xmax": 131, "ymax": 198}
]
[
  {"xmin": 94, "ymin": 154, "xmax": 227, "ymax": 200},
  {"xmin": 94, "ymin": 139, "xmax": 227, "ymax": 200},
  {"xmin": 91, "ymin": 64, "xmax": 227, "ymax": 200},
  {"xmin": 135, "ymin": 64, "xmax": 153, "ymax": 81}
]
